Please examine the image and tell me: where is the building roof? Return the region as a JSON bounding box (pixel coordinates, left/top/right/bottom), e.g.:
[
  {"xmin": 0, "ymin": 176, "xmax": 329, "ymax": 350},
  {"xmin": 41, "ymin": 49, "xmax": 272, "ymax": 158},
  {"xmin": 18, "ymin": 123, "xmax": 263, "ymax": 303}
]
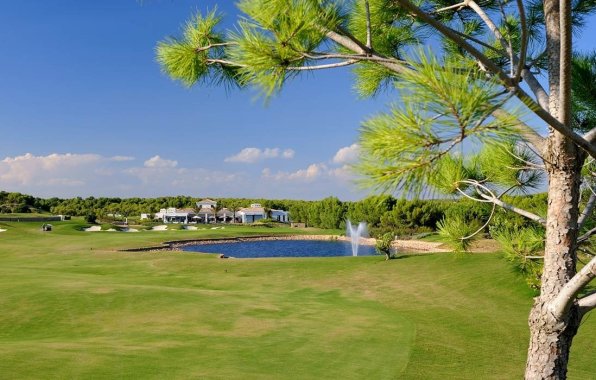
[
  {"xmin": 177, "ymin": 208, "xmax": 196, "ymax": 213},
  {"xmin": 197, "ymin": 199, "xmax": 217, "ymax": 204},
  {"xmin": 239, "ymin": 206, "xmax": 266, "ymax": 215},
  {"xmin": 197, "ymin": 207, "xmax": 216, "ymax": 214}
]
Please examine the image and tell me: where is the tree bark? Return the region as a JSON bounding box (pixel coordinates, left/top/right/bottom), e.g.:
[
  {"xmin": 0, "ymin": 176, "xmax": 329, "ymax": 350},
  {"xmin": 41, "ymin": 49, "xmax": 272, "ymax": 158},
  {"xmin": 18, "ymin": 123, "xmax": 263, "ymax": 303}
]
[
  {"xmin": 524, "ymin": 1, "xmax": 587, "ymax": 377},
  {"xmin": 525, "ymin": 152, "xmax": 583, "ymax": 378}
]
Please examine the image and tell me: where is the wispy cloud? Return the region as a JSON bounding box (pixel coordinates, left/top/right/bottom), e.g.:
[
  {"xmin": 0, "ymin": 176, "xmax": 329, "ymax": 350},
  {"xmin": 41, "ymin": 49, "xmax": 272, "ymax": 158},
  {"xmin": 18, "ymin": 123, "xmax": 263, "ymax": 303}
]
[{"xmin": 225, "ymin": 147, "xmax": 295, "ymax": 163}]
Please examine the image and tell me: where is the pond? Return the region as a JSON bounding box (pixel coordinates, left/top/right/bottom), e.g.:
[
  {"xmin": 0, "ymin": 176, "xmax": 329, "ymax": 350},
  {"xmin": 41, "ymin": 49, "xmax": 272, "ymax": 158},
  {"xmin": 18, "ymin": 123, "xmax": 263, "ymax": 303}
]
[{"xmin": 181, "ymin": 239, "xmax": 378, "ymax": 258}]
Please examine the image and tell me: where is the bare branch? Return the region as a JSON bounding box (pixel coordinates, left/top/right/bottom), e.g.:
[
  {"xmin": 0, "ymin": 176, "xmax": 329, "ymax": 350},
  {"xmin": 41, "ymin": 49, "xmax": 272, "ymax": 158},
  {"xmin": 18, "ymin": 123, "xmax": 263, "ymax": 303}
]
[
  {"xmin": 451, "ymin": 29, "xmax": 507, "ymax": 55},
  {"xmin": 206, "ymin": 59, "xmax": 246, "ymax": 67},
  {"xmin": 364, "ymin": 0, "xmax": 372, "ymax": 49},
  {"xmin": 286, "ymin": 60, "xmax": 358, "ymax": 71},
  {"xmin": 477, "ymin": 190, "xmax": 547, "ymax": 225},
  {"xmin": 434, "ymin": 1, "xmax": 469, "ymax": 13},
  {"xmin": 577, "ymin": 226, "xmax": 596, "ymax": 244},
  {"xmin": 514, "ymin": 0, "xmax": 528, "ymax": 84},
  {"xmin": 578, "ymin": 193, "xmax": 596, "ymax": 231},
  {"xmin": 196, "ymin": 42, "xmax": 237, "ymax": 53},
  {"xmin": 520, "ymin": 68, "xmax": 550, "ymax": 110},
  {"xmin": 584, "ymin": 127, "xmax": 596, "ymax": 144},
  {"xmin": 550, "ymin": 255, "xmax": 596, "ymax": 320},
  {"xmin": 578, "ymin": 292, "xmax": 596, "ymax": 317},
  {"xmin": 457, "ymin": 182, "xmax": 498, "ymax": 240},
  {"xmin": 456, "ymin": 180, "xmax": 547, "ymax": 224},
  {"xmin": 495, "ymin": 0, "xmax": 514, "ymax": 76},
  {"xmin": 559, "ymin": 0, "xmax": 573, "ymax": 127},
  {"xmin": 324, "ymin": 29, "xmax": 408, "ymax": 74},
  {"xmin": 303, "ymin": 52, "xmax": 407, "ymax": 65}
]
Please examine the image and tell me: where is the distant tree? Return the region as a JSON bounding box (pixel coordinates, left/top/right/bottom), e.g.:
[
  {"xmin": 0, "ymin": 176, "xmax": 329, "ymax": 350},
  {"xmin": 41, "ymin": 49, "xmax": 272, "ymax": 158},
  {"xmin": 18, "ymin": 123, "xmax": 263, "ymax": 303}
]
[{"xmin": 85, "ymin": 213, "xmax": 97, "ymax": 224}]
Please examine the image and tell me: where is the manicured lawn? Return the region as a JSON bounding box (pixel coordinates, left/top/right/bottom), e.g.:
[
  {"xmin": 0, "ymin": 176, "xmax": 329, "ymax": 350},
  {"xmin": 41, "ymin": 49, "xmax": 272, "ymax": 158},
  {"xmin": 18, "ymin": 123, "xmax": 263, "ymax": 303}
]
[{"xmin": 0, "ymin": 220, "xmax": 594, "ymax": 379}]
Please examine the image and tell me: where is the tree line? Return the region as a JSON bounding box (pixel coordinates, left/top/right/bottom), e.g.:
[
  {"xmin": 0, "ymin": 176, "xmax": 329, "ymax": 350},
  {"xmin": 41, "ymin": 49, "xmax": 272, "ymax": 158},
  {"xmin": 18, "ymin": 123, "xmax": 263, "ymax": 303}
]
[{"xmin": 1, "ymin": 190, "xmax": 560, "ymax": 237}]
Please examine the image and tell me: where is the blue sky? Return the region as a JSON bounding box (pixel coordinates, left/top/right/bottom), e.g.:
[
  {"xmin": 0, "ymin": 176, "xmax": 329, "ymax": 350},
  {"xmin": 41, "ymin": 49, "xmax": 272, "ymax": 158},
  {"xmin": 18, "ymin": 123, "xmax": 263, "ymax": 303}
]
[{"xmin": 1, "ymin": 1, "xmax": 594, "ymax": 200}]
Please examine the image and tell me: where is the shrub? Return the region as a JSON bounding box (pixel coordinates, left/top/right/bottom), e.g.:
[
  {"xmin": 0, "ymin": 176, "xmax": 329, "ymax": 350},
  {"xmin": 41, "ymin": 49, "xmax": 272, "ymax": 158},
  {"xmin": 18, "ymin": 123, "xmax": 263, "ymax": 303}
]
[{"xmin": 375, "ymin": 232, "xmax": 394, "ymax": 260}]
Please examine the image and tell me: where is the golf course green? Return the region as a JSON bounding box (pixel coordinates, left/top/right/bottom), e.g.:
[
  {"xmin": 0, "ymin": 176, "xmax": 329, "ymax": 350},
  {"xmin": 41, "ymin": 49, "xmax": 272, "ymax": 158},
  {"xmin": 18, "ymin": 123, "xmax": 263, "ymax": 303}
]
[{"xmin": 0, "ymin": 220, "xmax": 593, "ymax": 379}]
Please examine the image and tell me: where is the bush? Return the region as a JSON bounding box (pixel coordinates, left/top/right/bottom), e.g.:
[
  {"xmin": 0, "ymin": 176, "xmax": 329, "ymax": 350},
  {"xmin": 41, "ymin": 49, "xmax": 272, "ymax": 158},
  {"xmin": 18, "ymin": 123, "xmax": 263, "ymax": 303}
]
[{"xmin": 375, "ymin": 232, "xmax": 394, "ymax": 260}]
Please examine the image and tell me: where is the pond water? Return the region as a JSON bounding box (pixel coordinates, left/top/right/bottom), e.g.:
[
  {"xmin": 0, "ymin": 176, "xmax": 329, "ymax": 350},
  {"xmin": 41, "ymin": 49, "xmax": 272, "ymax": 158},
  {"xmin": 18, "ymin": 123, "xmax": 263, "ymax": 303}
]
[{"xmin": 181, "ymin": 239, "xmax": 377, "ymax": 258}]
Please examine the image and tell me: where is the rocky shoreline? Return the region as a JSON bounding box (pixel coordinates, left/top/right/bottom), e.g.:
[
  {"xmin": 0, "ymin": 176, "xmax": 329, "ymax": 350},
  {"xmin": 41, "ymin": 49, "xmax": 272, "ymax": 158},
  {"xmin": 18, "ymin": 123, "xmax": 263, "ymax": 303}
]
[{"xmin": 121, "ymin": 234, "xmax": 449, "ymax": 253}]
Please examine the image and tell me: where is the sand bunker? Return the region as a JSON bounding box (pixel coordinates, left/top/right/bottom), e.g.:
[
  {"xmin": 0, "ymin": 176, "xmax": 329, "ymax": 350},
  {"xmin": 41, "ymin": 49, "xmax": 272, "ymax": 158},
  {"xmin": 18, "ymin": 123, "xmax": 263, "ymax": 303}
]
[
  {"xmin": 0, "ymin": 228, "xmax": 7, "ymax": 232},
  {"xmin": 84, "ymin": 226, "xmax": 101, "ymax": 232},
  {"xmin": 184, "ymin": 226, "xmax": 198, "ymax": 230},
  {"xmin": 152, "ymin": 225, "xmax": 168, "ymax": 231},
  {"xmin": 122, "ymin": 228, "xmax": 139, "ymax": 232}
]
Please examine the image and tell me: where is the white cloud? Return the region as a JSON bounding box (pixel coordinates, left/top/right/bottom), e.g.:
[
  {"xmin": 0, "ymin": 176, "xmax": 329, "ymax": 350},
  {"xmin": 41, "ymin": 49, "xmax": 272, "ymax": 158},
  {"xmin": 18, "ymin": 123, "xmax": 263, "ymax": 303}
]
[
  {"xmin": 144, "ymin": 155, "xmax": 178, "ymax": 168},
  {"xmin": 332, "ymin": 143, "xmax": 360, "ymax": 164},
  {"xmin": 0, "ymin": 152, "xmax": 243, "ymax": 198},
  {"xmin": 0, "ymin": 153, "xmax": 103, "ymax": 186},
  {"xmin": 225, "ymin": 147, "xmax": 295, "ymax": 163}
]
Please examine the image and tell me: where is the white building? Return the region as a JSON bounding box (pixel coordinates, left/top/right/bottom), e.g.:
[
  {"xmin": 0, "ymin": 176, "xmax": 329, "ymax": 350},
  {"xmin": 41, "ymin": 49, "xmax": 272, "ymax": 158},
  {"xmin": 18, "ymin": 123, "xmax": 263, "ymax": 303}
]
[
  {"xmin": 153, "ymin": 207, "xmax": 196, "ymax": 224},
  {"xmin": 237, "ymin": 203, "xmax": 267, "ymax": 223},
  {"xmin": 270, "ymin": 209, "xmax": 289, "ymax": 223},
  {"xmin": 217, "ymin": 208, "xmax": 236, "ymax": 223},
  {"xmin": 195, "ymin": 199, "xmax": 217, "ymax": 223}
]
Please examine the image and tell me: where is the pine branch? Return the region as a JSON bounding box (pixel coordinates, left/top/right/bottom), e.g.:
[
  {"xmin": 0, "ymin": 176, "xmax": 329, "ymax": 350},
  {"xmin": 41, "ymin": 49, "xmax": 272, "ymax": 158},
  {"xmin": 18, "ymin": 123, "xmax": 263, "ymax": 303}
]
[{"xmin": 392, "ymin": 1, "xmax": 596, "ymax": 159}]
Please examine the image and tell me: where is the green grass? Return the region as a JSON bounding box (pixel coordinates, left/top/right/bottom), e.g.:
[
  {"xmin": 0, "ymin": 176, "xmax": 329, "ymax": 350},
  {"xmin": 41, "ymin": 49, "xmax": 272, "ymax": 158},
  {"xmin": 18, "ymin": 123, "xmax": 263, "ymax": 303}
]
[{"xmin": 0, "ymin": 219, "xmax": 594, "ymax": 379}]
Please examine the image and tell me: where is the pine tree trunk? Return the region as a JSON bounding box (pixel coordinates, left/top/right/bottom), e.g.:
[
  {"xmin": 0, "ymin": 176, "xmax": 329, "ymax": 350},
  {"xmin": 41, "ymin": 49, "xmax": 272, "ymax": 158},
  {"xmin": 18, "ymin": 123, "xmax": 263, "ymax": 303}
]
[{"xmin": 524, "ymin": 136, "xmax": 584, "ymax": 379}]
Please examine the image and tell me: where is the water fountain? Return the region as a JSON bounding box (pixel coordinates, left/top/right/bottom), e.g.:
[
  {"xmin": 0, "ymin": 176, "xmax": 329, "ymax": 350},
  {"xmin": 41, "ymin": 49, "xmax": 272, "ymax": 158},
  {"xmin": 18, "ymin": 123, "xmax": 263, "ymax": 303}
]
[{"xmin": 346, "ymin": 220, "xmax": 368, "ymax": 256}]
